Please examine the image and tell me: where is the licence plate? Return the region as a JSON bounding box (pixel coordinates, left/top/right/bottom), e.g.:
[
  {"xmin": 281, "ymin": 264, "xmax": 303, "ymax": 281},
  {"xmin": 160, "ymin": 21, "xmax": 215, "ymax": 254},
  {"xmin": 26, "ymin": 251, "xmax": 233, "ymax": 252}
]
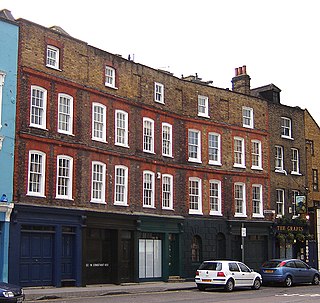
[
  {"xmin": 202, "ymin": 279, "xmax": 211, "ymax": 282},
  {"xmin": 264, "ymin": 270, "xmax": 274, "ymax": 273}
]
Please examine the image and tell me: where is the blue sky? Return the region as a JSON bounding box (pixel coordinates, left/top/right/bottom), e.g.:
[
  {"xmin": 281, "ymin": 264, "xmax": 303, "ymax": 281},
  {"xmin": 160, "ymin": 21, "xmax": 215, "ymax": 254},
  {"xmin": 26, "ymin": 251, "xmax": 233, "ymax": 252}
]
[{"xmin": 2, "ymin": 0, "xmax": 320, "ymax": 125}]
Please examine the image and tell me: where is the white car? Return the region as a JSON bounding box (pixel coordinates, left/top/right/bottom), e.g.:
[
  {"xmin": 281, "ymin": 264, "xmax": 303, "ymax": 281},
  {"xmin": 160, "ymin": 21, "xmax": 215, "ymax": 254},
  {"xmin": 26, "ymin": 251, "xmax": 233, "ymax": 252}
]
[{"xmin": 195, "ymin": 260, "xmax": 262, "ymax": 291}]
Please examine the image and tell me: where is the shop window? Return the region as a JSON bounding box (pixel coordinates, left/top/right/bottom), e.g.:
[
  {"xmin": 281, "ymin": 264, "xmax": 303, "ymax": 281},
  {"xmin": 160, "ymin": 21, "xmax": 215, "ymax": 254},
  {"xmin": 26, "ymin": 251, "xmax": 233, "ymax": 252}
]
[{"xmin": 139, "ymin": 239, "xmax": 162, "ymax": 278}]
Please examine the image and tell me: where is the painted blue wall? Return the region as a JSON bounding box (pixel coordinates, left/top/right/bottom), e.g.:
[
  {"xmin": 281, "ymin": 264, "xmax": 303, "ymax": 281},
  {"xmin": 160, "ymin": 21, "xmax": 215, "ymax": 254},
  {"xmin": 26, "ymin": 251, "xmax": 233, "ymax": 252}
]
[
  {"xmin": 0, "ymin": 16, "xmax": 18, "ymax": 202},
  {"xmin": 0, "ymin": 15, "xmax": 18, "ymax": 282}
]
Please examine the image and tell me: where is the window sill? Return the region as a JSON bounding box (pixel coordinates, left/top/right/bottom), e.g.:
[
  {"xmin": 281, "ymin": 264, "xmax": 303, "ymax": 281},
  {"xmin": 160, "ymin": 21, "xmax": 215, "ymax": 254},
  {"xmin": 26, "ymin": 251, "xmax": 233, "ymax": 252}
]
[
  {"xmin": 198, "ymin": 113, "xmax": 210, "ymax": 118},
  {"xmin": 291, "ymin": 171, "xmax": 302, "ymax": 176},
  {"xmin": 234, "ymin": 214, "xmax": 247, "ymax": 218},
  {"xmin": 251, "ymin": 166, "xmax": 263, "ymax": 171},
  {"xmin": 281, "ymin": 135, "xmax": 294, "ymax": 140},
  {"xmin": 30, "ymin": 124, "xmax": 48, "ymax": 131},
  {"xmin": 252, "ymin": 214, "xmax": 264, "ymax": 218},
  {"xmin": 233, "ymin": 164, "xmax": 246, "ymax": 169},
  {"xmin": 210, "ymin": 212, "xmax": 222, "ymax": 216},
  {"xmin": 189, "ymin": 210, "xmax": 203, "ymax": 215},
  {"xmin": 105, "ymin": 84, "xmax": 118, "ymax": 90},
  {"xmin": 92, "ymin": 138, "xmax": 107, "ymax": 143},
  {"xmin": 143, "ymin": 205, "xmax": 156, "ymax": 209},
  {"xmin": 46, "ymin": 64, "xmax": 62, "ymax": 71},
  {"xmin": 188, "ymin": 158, "xmax": 202, "ymax": 164},
  {"xmin": 115, "ymin": 143, "xmax": 130, "ymax": 148},
  {"xmin": 90, "ymin": 200, "xmax": 106, "ymax": 204},
  {"xmin": 275, "ymin": 169, "xmax": 287, "ymax": 175},
  {"xmin": 209, "ymin": 161, "xmax": 222, "ymax": 166},
  {"xmin": 26, "ymin": 193, "xmax": 46, "ymax": 198},
  {"xmin": 56, "ymin": 196, "xmax": 74, "ymax": 201},
  {"xmin": 114, "ymin": 202, "xmax": 128, "ymax": 206}
]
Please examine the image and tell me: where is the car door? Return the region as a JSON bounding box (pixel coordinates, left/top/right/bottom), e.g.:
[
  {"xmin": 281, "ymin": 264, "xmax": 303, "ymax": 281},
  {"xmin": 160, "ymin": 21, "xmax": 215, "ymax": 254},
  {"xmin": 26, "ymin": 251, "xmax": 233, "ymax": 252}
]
[
  {"xmin": 228, "ymin": 262, "xmax": 243, "ymax": 286},
  {"xmin": 294, "ymin": 260, "xmax": 311, "ymax": 283},
  {"xmin": 237, "ymin": 262, "xmax": 255, "ymax": 286}
]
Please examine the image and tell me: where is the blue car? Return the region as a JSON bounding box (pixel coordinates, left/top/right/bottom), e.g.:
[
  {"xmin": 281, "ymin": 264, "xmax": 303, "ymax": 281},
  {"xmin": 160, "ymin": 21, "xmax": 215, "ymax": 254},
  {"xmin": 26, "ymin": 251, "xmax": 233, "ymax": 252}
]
[
  {"xmin": 0, "ymin": 282, "xmax": 24, "ymax": 302},
  {"xmin": 260, "ymin": 259, "xmax": 320, "ymax": 287}
]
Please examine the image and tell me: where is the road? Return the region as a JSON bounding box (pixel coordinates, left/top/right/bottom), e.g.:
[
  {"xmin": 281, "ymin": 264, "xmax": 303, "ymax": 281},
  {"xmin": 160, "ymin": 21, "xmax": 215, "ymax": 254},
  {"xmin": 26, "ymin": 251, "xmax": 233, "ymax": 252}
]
[{"xmin": 26, "ymin": 285, "xmax": 320, "ymax": 303}]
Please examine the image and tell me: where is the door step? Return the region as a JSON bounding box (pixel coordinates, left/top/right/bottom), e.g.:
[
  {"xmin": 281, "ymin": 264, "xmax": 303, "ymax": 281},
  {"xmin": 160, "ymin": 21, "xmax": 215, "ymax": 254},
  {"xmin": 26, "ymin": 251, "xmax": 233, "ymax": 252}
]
[{"xmin": 168, "ymin": 276, "xmax": 186, "ymax": 282}]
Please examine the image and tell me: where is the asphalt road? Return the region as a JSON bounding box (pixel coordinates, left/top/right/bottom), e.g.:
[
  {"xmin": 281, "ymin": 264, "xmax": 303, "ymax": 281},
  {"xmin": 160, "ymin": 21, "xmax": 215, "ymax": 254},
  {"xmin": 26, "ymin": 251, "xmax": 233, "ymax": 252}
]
[{"xmin": 26, "ymin": 284, "xmax": 320, "ymax": 303}]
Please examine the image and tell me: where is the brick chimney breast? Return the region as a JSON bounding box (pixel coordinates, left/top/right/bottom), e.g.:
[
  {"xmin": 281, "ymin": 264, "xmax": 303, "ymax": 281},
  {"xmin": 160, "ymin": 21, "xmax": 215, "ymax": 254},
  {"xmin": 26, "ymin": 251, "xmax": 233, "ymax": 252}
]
[{"xmin": 232, "ymin": 65, "xmax": 251, "ymax": 95}]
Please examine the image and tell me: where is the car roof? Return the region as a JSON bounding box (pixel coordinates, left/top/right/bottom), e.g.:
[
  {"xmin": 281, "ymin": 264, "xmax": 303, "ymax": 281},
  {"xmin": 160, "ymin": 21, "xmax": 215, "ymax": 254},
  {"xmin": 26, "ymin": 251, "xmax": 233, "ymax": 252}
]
[{"xmin": 202, "ymin": 260, "xmax": 242, "ymax": 263}]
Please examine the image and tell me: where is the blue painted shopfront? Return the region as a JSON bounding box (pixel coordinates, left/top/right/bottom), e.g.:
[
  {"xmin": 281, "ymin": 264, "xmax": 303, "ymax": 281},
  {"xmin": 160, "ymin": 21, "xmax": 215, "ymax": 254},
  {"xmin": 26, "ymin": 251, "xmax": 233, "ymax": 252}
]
[{"xmin": 9, "ymin": 205, "xmax": 84, "ymax": 287}]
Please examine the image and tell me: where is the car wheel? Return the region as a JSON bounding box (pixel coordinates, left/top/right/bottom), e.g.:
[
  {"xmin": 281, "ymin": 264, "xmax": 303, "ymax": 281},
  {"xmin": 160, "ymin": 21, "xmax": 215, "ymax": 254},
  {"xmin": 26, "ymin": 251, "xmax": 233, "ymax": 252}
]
[
  {"xmin": 251, "ymin": 278, "xmax": 261, "ymax": 290},
  {"xmin": 284, "ymin": 275, "xmax": 293, "ymax": 287},
  {"xmin": 197, "ymin": 284, "xmax": 206, "ymax": 291},
  {"xmin": 312, "ymin": 274, "xmax": 320, "ymax": 285},
  {"xmin": 224, "ymin": 279, "xmax": 234, "ymax": 292}
]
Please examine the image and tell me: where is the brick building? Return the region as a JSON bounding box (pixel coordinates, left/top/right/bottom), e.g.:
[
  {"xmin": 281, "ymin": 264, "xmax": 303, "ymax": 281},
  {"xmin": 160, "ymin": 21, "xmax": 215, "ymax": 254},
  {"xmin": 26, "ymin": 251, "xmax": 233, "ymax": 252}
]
[
  {"xmin": 252, "ymin": 84, "xmax": 312, "ymax": 265},
  {"xmin": 6, "ymin": 13, "xmax": 316, "ymax": 287}
]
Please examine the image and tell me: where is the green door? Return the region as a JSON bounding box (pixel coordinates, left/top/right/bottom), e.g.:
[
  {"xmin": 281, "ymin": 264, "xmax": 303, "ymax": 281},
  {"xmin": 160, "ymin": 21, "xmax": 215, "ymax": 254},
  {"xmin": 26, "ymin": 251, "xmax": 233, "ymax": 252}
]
[{"xmin": 168, "ymin": 234, "xmax": 179, "ymax": 276}]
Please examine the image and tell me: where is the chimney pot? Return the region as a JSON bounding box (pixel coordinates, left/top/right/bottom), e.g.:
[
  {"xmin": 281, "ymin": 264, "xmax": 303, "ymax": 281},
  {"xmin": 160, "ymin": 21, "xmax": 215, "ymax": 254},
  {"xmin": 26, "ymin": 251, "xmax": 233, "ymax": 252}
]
[{"xmin": 242, "ymin": 65, "xmax": 247, "ymax": 74}]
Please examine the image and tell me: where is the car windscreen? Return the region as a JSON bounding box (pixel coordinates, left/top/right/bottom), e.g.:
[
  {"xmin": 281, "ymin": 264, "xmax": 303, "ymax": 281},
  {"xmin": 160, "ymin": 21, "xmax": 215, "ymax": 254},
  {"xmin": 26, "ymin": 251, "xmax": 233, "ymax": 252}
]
[
  {"xmin": 199, "ymin": 262, "xmax": 222, "ymax": 271},
  {"xmin": 262, "ymin": 261, "xmax": 282, "ymax": 268}
]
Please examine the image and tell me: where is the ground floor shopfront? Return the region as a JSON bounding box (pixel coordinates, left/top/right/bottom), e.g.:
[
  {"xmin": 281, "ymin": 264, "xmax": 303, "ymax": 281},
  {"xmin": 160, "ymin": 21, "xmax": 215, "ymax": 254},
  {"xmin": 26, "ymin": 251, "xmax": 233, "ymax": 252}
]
[
  {"xmin": 8, "ymin": 204, "xmax": 184, "ymax": 287},
  {"xmin": 181, "ymin": 218, "xmax": 273, "ymax": 279}
]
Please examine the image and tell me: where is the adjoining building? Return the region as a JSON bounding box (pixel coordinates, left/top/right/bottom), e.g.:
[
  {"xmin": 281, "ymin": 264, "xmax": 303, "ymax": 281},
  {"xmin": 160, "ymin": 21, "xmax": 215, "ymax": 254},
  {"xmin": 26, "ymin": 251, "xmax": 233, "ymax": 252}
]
[{"xmin": 0, "ymin": 9, "xmax": 18, "ymax": 283}]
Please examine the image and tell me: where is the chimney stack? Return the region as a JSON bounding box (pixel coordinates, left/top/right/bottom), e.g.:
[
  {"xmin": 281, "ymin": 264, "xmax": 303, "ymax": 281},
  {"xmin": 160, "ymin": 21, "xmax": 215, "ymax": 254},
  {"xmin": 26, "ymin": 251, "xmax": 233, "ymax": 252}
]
[{"xmin": 232, "ymin": 65, "xmax": 251, "ymax": 95}]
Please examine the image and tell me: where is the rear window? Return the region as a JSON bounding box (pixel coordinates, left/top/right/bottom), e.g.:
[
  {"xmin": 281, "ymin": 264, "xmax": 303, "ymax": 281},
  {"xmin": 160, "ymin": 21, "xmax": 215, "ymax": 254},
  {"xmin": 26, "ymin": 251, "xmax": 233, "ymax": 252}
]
[
  {"xmin": 199, "ymin": 262, "xmax": 222, "ymax": 271},
  {"xmin": 262, "ymin": 261, "xmax": 282, "ymax": 268}
]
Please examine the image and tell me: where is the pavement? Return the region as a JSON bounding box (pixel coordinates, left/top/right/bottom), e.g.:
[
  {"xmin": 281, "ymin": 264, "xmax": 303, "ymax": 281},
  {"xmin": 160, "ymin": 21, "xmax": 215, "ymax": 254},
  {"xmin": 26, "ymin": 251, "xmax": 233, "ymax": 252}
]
[{"xmin": 24, "ymin": 281, "xmax": 197, "ymax": 301}]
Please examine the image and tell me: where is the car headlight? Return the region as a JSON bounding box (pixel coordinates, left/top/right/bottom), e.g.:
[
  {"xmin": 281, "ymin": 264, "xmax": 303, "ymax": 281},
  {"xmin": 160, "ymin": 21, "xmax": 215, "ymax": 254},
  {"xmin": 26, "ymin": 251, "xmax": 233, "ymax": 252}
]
[{"xmin": 2, "ymin": 291, "xmax": 14, "ymax": 298}]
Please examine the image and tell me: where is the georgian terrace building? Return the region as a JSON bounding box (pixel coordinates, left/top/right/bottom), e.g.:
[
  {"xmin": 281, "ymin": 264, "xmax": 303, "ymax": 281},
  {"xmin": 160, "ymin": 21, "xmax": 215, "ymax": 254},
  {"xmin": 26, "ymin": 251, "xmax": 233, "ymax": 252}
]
[{"xmin": 7, "ymin": 14, "xmax": 311, "ymax": 287}]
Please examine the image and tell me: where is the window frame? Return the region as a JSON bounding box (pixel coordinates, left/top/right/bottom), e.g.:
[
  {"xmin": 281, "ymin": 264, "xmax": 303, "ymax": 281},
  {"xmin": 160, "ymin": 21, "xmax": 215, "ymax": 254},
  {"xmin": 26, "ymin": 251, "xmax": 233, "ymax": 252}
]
[
  {"xmin": 292, "ymin": 190, "xmax": 299, "ymax": 217},
  {"xmin": 105, "ymin": 66, "xmax": 116, "ymax": 88},
  {"xmin": 233, "ymin": 137, "xmax": 245, "ymax": 168},
  {"xmin": 198, "ymin": 95, "xmax": 209, "ymax": 117},
  {"xmin": 208, "ymin": 132, "xmax": 221, "ymax": 166},
  {"xmin": 188, "ymin": 129, "xmax": 202, "ymax": 163},
  {"xmin": 275, "ymin": 145, "xmax": 284, "ymax": 172},
  {"xmin": 0, "ymin": 72, "xmax": 5, "ymax": 129},
  {"xmin": 143, "ymin": 170, "xmax": 155, "ymax": 208},
  {"xmin": 189, "ymin": 177, "xmax": 203, "ymax": 215},
  {"xmin": 252, "ymin": 184, "xmax": 263, "ymax": 218},
  {"xmin": 313, "ymin": 169, "xmax": 319, "ymax": 192},
  {"xmin": 162, "ymin": 123, "xmax": 173, "ymax": 157},
  {"xmin": 209, "ymin": 179, "xmax": 222, "ymax": 216},
  {"xmin": 46, "ymin": 45, "xmax": 60, "ymax": 70},
  {"xmin": 58, "ymin": 93, "xmax": 73, "ymax": 135},
  {"xmin": 114, "ymin": 165, "xmax": 128, "ymax": 206},
  {"xmin": 162, "ymin": 174, "xmax": 173, "ymax": 210},
  {"xmin": 115, "ymin": 110, "xmax": 129, "ymax": 147},
  {"xmin": 143, "ymin": 117, "xmax": 155, "ymax": 153},
  {"xmin": 281, "ymin": 117, "xmax": 292, "ymax": 139},
  {"xmin": 56, "ymin": 155, "xmax": 73, "ymax": 200},
  {"xmin": 27, "ymin": 150, "xmax": 46, "ymax": 197},
  {"xmin": 276, "ymin": 189, "xmax": 285, "ymax": 217},
  {"xmin": 92, "ymin": 102, "xmax": 107, "ymax": 142},
  {"xmin": 154, "ymin": 82, "xmax": 164, "ymax": 104},
  {"xmin": 234, "ymin": 183, "xmax": 246, "ymax": 217},
  {"xmin": 30, "ymin": 85, "xmax": 47, "ymax": 129},
  {"xmin": 251, "ymin": 139, "xmax": 262, "ymax": 170},
  {"xmin": 291, "ymin": 148, "xmax": 300, "ymax": 174},
  {"xmin": 91, "ymin": 161, "xmax": 106, "ymax": 204},
  {"xmin": 242, "ymin": 106, "xmax": 253, "ymax": 128}
]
